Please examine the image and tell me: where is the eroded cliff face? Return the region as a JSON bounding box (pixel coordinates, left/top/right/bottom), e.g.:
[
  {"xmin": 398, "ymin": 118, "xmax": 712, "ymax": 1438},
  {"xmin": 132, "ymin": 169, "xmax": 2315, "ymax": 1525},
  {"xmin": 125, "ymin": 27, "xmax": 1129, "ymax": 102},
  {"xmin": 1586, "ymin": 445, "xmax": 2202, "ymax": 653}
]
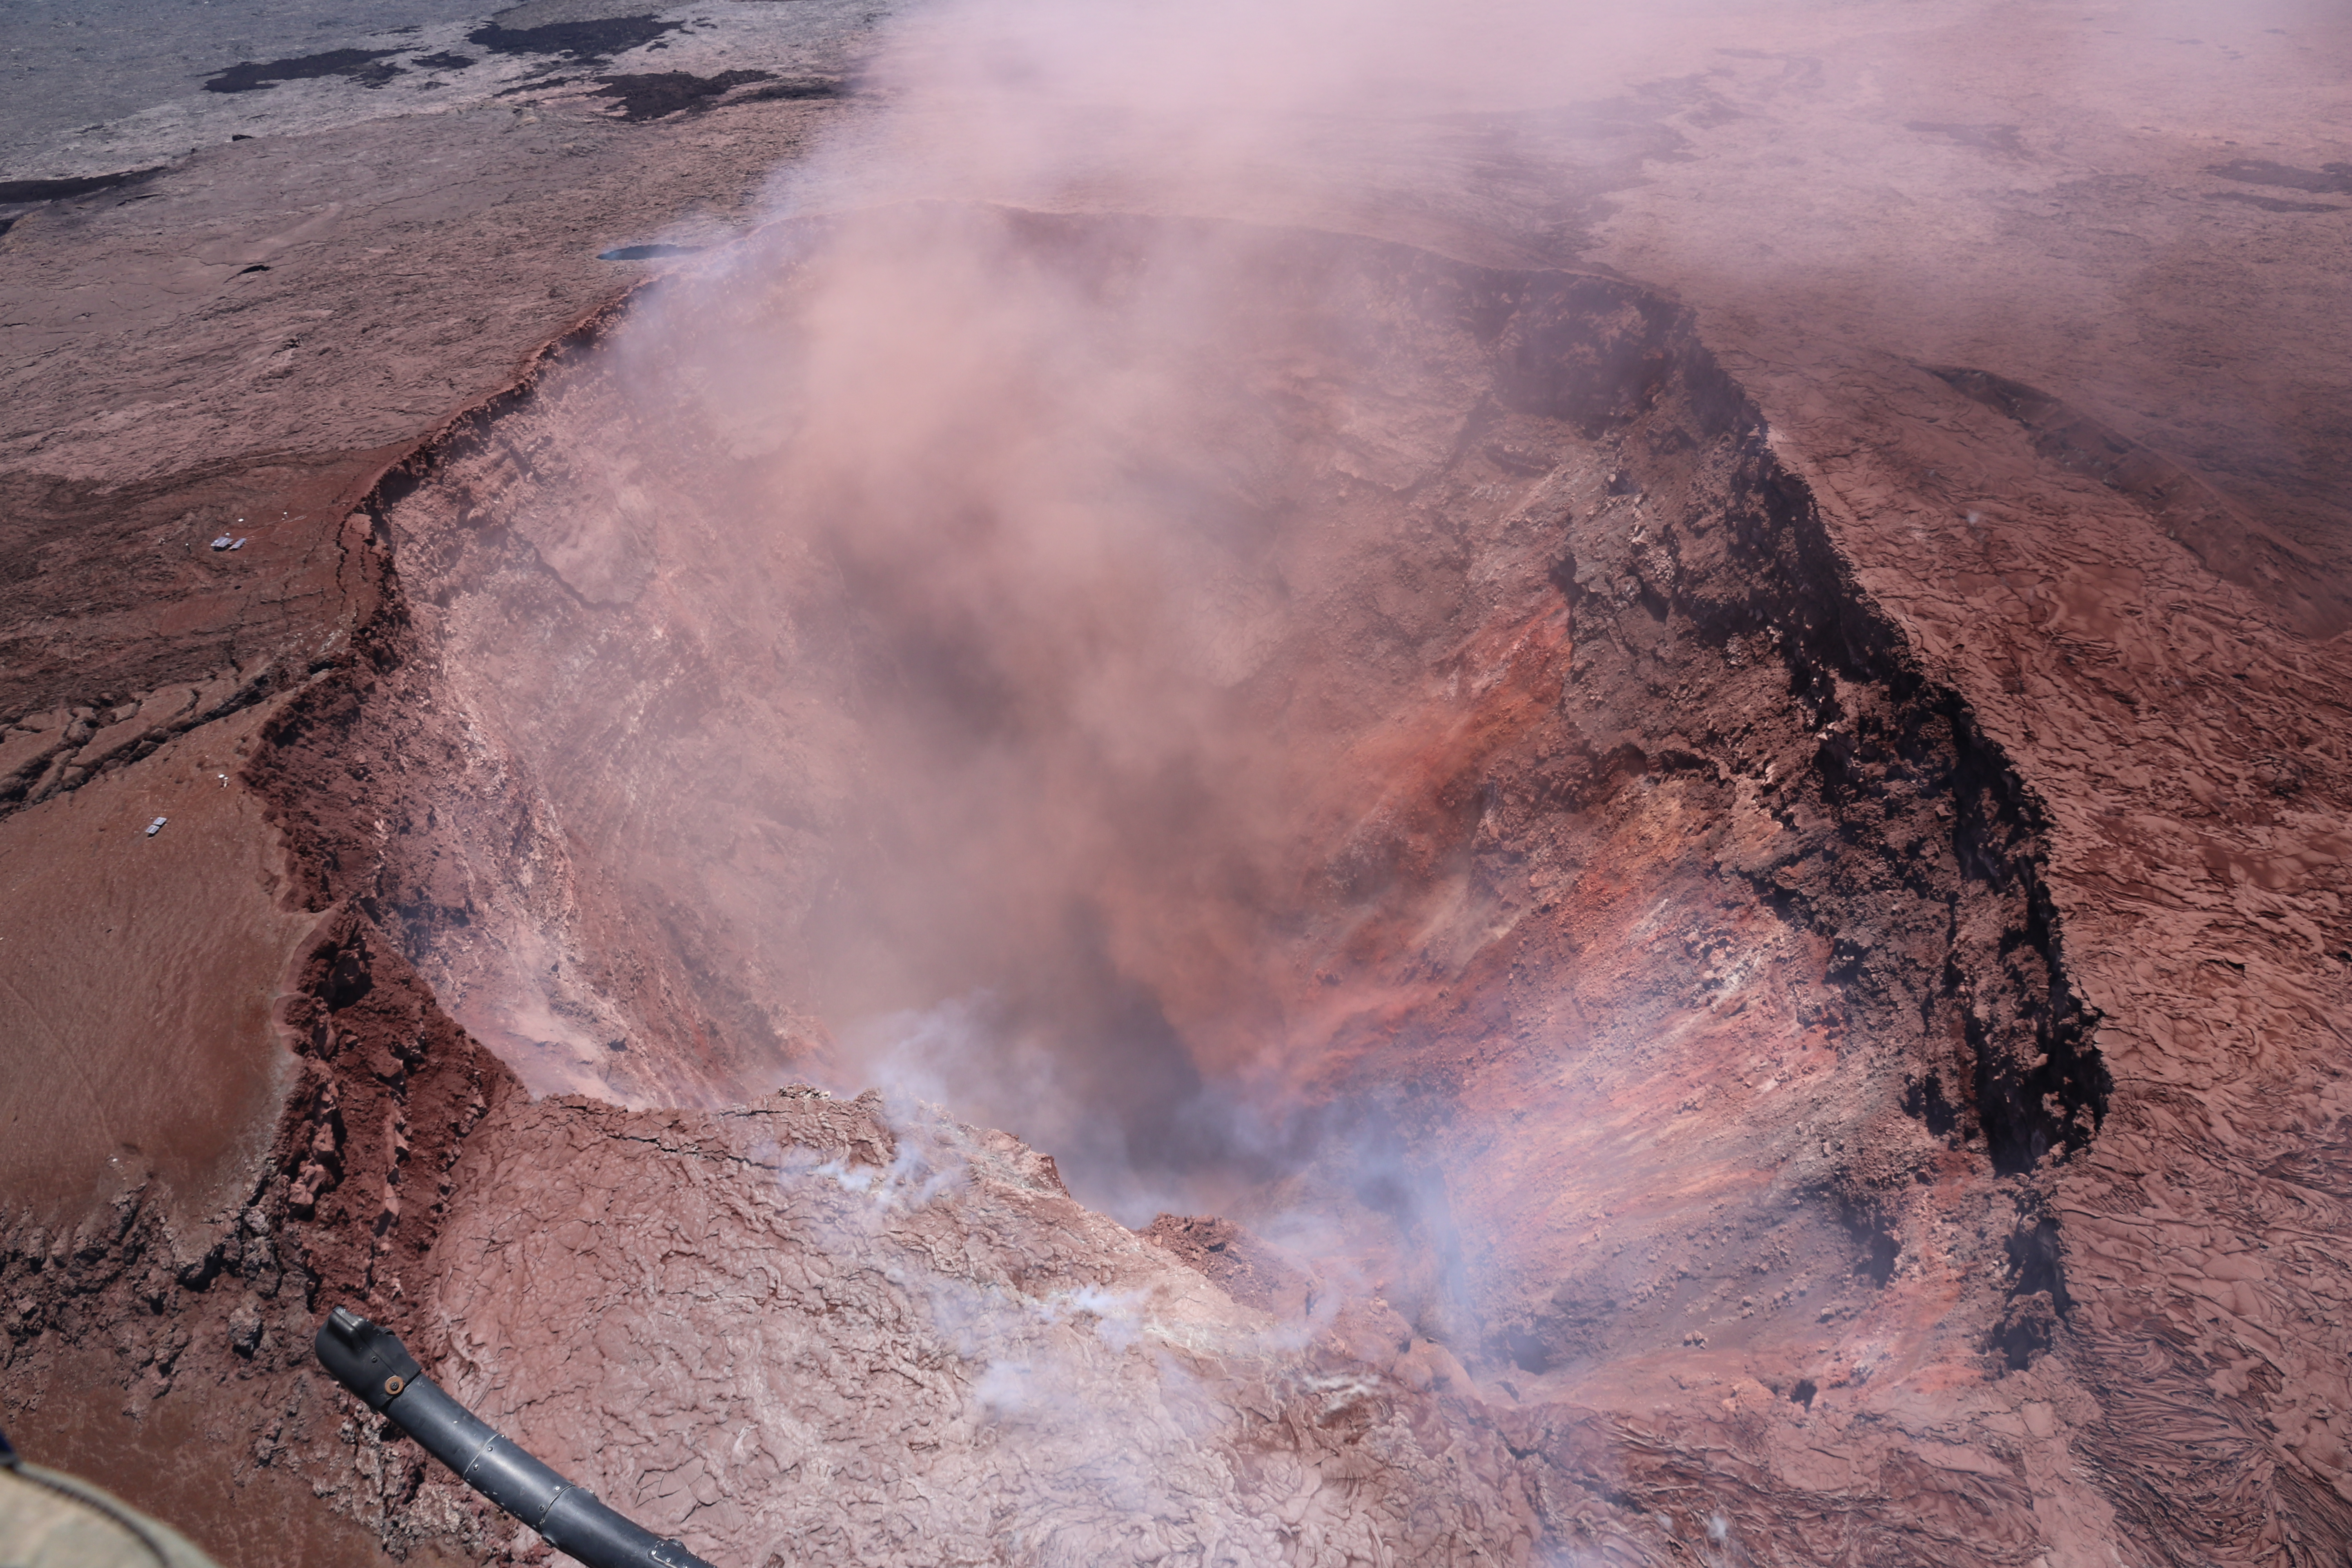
[{"xmin": 4, "ymin": 203, "xmax": 2348, "ymax": 1568}]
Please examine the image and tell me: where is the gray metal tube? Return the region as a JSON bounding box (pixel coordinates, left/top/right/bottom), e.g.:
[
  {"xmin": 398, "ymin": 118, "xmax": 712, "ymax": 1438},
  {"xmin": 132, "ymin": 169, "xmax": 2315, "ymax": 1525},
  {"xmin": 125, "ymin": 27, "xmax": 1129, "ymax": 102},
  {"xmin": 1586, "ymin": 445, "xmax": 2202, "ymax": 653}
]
[{"xmin": 314, "ymin": 1307, "xmax": 717, "ymax": 1568}]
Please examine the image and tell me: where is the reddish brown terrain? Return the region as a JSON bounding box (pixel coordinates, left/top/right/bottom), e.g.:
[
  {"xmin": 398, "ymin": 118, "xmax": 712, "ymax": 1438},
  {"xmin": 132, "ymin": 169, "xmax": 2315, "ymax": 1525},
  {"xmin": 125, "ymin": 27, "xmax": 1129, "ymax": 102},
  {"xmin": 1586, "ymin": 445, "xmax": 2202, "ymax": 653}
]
[{"xmin": 4, "ymin": 2, "xmax": 2350, "ymax": 1566}]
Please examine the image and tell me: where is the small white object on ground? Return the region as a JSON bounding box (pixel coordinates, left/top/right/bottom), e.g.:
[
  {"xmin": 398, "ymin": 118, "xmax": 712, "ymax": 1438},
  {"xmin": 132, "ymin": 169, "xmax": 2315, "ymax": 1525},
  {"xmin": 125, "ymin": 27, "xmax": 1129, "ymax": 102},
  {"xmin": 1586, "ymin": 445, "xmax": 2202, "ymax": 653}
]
[
  {"xmin": 145, "ymin": 816, "xmax": 168, "ymax": 836},
  {"xmin": 211, "ymin": 536, "xmax": 232, "ymax": 550}
]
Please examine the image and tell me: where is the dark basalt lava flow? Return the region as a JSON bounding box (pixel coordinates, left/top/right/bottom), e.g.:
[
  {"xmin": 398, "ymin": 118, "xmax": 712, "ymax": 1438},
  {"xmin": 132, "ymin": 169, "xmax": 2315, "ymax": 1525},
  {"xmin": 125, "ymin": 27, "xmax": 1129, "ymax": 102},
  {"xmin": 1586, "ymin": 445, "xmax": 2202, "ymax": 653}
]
[{"xmin": 4, "ymin": 205, "xmax": 2347, "ymax": 1568}]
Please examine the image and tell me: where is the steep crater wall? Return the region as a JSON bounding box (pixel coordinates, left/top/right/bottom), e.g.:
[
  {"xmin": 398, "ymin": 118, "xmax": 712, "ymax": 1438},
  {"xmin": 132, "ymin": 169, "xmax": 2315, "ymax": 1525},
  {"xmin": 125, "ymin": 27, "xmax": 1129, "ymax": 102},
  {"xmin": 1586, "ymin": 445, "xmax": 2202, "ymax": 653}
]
[{"xmin": 277, "ymin": 207, "xmax": 2115, "ymax": 1546}]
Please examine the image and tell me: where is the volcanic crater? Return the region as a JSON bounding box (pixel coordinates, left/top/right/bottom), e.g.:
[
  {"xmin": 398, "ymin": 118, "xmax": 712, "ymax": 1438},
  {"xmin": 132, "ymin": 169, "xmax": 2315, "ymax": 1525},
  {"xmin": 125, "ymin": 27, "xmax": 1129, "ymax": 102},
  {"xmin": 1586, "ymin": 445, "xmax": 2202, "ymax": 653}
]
[
  {"xmin": 4, "ymin": 201, "xmax": 2225, "ymax": 1566},
  {"xmin": 12, "ymin": 4, "xmax": 2352, "ymax": 1564}
]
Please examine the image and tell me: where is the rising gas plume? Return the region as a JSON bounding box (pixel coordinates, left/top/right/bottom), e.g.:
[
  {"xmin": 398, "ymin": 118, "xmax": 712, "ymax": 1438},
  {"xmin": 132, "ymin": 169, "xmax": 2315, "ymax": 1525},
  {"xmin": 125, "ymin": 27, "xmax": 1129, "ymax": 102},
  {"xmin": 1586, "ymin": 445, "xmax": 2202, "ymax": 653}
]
[
  {"xmin": 604, "ymin": 0, "xmax": 1689, "ymax": 1221},
  {"xmin": 612, "ymin": 200, "xmax": 1586, "ymax": 1228},
  {"xmin": 365, "ymin": 0, "xmax": 2323, "ymax": 1410},
  {"xmin": 392, "ymin": 0, "xmax": 2087, "ymax": 1308}
]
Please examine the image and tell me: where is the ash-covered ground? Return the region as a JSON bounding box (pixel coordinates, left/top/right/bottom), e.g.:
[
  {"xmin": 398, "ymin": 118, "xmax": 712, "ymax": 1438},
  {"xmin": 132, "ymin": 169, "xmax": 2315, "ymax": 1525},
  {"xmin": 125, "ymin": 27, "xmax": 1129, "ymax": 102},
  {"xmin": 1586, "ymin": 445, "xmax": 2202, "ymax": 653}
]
[{"xmin": 4, "ymin": 3, "xmax": 2350, "ymax": 1566}]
